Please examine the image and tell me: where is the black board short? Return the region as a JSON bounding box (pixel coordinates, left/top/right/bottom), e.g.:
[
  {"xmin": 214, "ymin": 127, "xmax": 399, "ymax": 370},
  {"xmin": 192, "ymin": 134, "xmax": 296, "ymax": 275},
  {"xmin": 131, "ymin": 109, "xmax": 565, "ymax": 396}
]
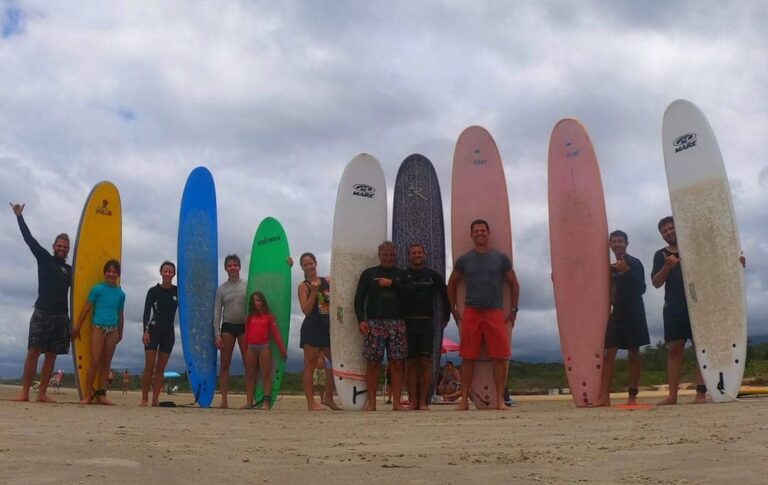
[{"xmin": 663, "ymin": 307, "xmax": 693, "ymax": 342}]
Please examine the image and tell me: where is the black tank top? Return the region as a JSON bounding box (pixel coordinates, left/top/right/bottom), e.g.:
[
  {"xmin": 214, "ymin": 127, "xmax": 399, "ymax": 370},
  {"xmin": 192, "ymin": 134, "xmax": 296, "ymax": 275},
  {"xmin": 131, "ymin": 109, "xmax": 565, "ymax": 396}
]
[{"xmin": 302, "ymin": 277, "xmax": 330, "ymax": 327}]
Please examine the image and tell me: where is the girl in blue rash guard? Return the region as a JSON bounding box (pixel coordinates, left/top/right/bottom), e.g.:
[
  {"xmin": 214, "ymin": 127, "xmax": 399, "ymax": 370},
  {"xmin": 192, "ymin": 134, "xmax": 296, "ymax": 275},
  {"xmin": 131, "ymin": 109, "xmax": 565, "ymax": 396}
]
[{"xmin": 72, "ymin": 260, "xmax": 126, "ymax": 405}]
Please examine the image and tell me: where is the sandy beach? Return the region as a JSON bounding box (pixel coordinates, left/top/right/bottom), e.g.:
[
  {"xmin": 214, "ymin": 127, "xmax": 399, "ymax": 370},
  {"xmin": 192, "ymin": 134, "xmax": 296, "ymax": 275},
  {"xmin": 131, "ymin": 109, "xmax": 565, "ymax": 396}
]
[{"xmin": 2, "ymin": 384, "xmax": 767, "ymax": 484}]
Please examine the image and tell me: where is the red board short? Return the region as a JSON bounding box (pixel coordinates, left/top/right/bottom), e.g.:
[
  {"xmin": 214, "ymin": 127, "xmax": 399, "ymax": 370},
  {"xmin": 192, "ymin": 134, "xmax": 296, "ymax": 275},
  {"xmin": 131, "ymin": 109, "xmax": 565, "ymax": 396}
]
[{"xmin": 459, "ymin": 307, "xmax": 510, "ymax": 360}]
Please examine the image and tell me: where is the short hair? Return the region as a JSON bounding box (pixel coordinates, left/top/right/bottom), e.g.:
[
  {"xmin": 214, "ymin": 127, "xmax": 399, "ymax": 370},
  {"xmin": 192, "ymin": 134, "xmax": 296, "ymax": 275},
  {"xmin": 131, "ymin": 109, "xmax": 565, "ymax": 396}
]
[
  {"xmin": 470, "ymin": 219, "xmax": 490, "ymax": 232},
  {"xmin": 160, "ymin": 260, "xmax": 176, "ymax": 272},
  {"xmin": 609, "ymin": 230, "xmax": 628, "ymax": 243},
  {"xmin": 408, "ymin": 243, "xmax": 426, "ymax": 253},
  {"xmin": 378, "ymin": 241, "xmax": 395, "ymax": 252},
  {"xmin": 53, "ymin": 233, "xmax": 69, "ymax": 244},
  {"xmin": 445, "ymin": 360, "xmax": 454, "ymax": 366},
  {"xmin": 224, "ymin": 254, "xmax": 241, "ymax": 267},
  {"xmin": 103, "ymin": 259, "xmax": 121, "ymax": 275},
  {"xmin": 658, "ymin": 216, "xmax": 674, "ymax": 232},
  {"xmin": 299, "ymin": 252, "xmax": 317, "ymax": 265}
]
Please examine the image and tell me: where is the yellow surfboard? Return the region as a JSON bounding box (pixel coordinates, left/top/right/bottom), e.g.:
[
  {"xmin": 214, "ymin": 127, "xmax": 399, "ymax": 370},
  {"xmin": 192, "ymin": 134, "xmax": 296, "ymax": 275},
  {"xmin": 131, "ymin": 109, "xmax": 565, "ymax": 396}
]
[{"xmin": 70, "ymin": 181, "xmax": 122, "ymax": 399}]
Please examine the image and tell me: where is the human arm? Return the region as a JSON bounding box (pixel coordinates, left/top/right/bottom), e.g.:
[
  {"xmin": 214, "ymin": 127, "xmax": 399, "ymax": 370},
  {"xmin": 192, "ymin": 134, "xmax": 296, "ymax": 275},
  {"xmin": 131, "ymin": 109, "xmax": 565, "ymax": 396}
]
[
  {"xmin": 446, "ymin": 269, "xmax": 463, "ymax": 324},
  {"xmin": 269, "ymin": 316, "xmax": 288, "ymax": 360},
  {"xmin": 505, "ymin": 269, "xmax": 520, "ymax": 327},
  {"xmin": 212, "ymin": 286, "xmax": 223, "ymax": 349},
  {"xmin": 142, "ymin": 287, "xmax": 154, "ymax": 345},
  {"xmin": 651, "ymin": 250, "xmax": 676, "ymax": 288},
  {"xmin": 435, "ymin": 273, "xmax": 451, "ymax": 327},
  {"xmin": 11, "ymin": 203, "xmax": 48, "ymax": 260},
  {"xmin": 117, "ymin": 310, "xmax": 125, "ymax": 344},
  {"xmin": 71, "ymin": 302, "xmax": 93, "ymax": 340},
  {"xmin": 298, "ymin": 280, "xmax": 318, "ymax": 316},
  {"xmin": 354, "ymin": 270, "xmax": 370, "ymax": 334}
]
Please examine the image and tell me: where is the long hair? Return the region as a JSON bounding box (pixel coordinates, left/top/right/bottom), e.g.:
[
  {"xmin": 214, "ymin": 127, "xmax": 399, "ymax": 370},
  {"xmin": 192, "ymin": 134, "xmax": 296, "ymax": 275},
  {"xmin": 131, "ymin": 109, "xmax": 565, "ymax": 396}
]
[{"xmin": 249, "ymin": 291, "xmax": 272, "ymax": 316}]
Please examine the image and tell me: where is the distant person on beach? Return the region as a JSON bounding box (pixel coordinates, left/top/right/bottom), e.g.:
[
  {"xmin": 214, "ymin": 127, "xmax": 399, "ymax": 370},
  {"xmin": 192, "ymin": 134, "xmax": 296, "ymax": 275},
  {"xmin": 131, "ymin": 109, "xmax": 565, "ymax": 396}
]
[
  {"xmin": 10, "ymin": 202, "xmax": 72, "ymax": 403},
  {"xmin": 437, "ymin": 361, "xmax": 462, "ymax": 402},
  {"xmin": 595, "ymin": 230, "xmax": 650, "ymax": 407},
  {"xmin": 122, "ymin": 370, "xmax": 130, "ymax": 394},
  {"xmin": 140, "ymin": 261, "xmax": 178, "ymax": 406},
  {"xmin": 298, "ymin": 252, "xmax": 339, "ymax": 411},
  {"xmin": 242, "ymin": 292, "xmax": 287, "ymax": 409},
  {"xmin": 355, "ymin": 241, "xmax": 407, "ymax": 411},
  {"xmin": 400, "ymin": 243, "xmax": 450, "ymax": 410},
  {"xmin": 447, "ymin": 219, "xmax": 520, "ymax": 410},
  {"xmin": 72, "ymin": 259, "xmax": 126, "ymax": 405},
  {"xmin": 312, "ymin": 353, "xmax": 327, "ymax": 398},
  {"xmin": 212, "ymin": 254, "xmax": 248, "ymax": 409},
  {"xmin": 652, "ymin": 216, "xmax": 745, "ymax": 405}
]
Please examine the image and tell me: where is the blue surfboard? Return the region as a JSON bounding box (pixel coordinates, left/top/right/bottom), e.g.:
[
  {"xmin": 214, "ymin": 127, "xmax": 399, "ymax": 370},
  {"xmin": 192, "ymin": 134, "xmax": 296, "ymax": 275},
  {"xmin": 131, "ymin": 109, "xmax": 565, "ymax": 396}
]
[
  {"xmin": 178, "ymin": 167, "xmax": 218, "ymax": 408},
  {"xmin": 392, "ymin": 154, "xmax": 447, "ymax": 402}
]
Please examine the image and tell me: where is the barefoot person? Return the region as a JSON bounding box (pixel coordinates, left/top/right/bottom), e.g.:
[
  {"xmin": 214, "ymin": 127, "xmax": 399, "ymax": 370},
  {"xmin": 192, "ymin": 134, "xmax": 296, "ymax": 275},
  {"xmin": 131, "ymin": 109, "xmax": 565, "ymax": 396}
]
[
  {"xmin": 355, "ymin": 241, "xmax": 408, "ymax": 411},
  {"xmin": 122, "ymin": 370, "xmax": 130, "ymax": 395},
  {"xmin": 243, "ymin": 292, "xmax": 287, "ymax": 409},
  {"xmin": 10, "ymin": 203, "xmax": 72, "ymax": 403},
  {"xmin": 72, "ymin": 259, "xmax": 126, "ymax": 405},
  {"xmin": 140, "ymin": 261, "xmax": 178, "ymax": 406},
  {"xmin": 212, "ymin": 254, "xmax": 248, "ymax": 409},
  {"xmin": 401, "ymin": 243, "xmax": 450, "ymax": 410},
  {"xmin": 596, "ymin": 230, "xmax": 650, "ymax": 407},
  {"xmin": 298, "ymin": 252, "xmax": 338, "ymax": 410},
  {"xmin": 651, "ymin": 217, "xmax": 747, "ymax": 404},
  {"xmin": 447, "ymin": 219, "xmax": 520, "ymax": 411}
]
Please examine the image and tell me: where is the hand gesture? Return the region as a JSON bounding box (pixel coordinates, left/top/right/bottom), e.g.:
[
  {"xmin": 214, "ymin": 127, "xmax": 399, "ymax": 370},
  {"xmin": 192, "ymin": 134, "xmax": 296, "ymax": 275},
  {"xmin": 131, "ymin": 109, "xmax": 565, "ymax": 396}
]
[
  {"xmin": 215, "ymin": 336, "xmax": 223, "ymax": 350},
  {"xmin": 309, "ymin": 279, "xmax": 320, "ymax": 291},
  {"xmin": 71, "ymin": 327, "xmax": 81, "ymax": 341},
  {"xmin": 374, "ymin": 277, "xmax": 392, "ymax": 288},
  {"xmin": 142, "ymin": 331, "xmax": 150, "ymax": 345},
  {"xmin": 664, "ymin": 253, "xmax": 680, "ymax": 268},
  {"xmin": 614, "ymin": 259, "xmax": 630, "ymax": 273},
  {"xmin": 9, "ymin": 203, "xmax": 25, "ymax": 216},
  {"xmin": 358, "ymin": 321, "xmax": 370, "ymax": 335}
]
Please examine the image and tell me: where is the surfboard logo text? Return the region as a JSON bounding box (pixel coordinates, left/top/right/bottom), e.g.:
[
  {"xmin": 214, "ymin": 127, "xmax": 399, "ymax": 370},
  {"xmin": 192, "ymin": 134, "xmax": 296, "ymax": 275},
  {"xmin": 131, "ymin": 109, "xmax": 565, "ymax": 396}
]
[
  {"xmin": 673, "ymin": 133, "xmax": 697, "ymax": 153},
  {"xmin": 407, "ymin": 185, "xmax": 428, "ymax": 200},
  {"xmin": 95, "ymin": 200, "xmax": 113, "ymax": 216},
  {"xmin": 472, "ymin": 159, "xmax": 487, "ymax": 166},
  {"xmin": 688, "ymin": 281, "xmax": 697, "ymax": 303},
  {"xmin": 256, "ymin": 235, "xmax": 281, "ymax": 246},
  {"xmin": 352, "ymin": 184, "xmax": 376, "ymax": 198}
]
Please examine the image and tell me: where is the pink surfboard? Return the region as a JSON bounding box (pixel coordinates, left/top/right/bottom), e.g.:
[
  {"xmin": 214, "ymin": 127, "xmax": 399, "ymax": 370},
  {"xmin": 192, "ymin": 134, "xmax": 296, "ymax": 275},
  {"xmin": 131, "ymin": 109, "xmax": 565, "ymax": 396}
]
[
  {"xmin": 451, "ymin": 126, "xmax": 514, "ymax": 409},
  {"xmin": 548, "ymin": 118, "xmax": 609, "ymax": 407}
]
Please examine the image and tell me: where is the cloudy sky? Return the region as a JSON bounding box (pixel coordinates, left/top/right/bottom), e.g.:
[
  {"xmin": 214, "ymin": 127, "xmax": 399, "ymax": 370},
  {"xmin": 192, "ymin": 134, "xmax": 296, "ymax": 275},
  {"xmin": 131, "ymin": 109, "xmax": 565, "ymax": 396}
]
[{"xmin": 1, "ymin": 0, "xmax": 766, "ymax": 378}]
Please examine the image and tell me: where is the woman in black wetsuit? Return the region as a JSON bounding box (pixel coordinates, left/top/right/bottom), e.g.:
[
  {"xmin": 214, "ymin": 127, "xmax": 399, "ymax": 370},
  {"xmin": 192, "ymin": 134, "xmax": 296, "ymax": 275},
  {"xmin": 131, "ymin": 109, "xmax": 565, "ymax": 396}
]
[{"xmin": 140, "ymin": 261, "xmax": 178, "ymax": 406}]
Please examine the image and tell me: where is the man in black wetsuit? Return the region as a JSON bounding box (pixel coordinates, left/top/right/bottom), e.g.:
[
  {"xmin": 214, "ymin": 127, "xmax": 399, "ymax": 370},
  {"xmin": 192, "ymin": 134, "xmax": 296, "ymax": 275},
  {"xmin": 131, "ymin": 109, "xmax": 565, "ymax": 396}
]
[
  {"xmin": 355, "ymin": 241, "xmax": 407, "ymax": 411},
  {"xmin": 595, "ymin": 230, "xmax": 649, "ymax": 407},
  {"xmin": 401, "ymin": 243, "xmax": 449, "ymax": 410},
  {"xmin": 10, "ymin": 203, "xmax": 72, "ymax": 403}
]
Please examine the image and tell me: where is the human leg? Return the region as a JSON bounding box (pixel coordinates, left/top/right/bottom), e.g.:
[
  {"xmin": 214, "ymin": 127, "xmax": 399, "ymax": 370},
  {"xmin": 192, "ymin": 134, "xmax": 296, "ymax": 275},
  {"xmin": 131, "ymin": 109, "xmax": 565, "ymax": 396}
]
[
  {"xmin": 405, "ymin": 358, "xmax": 418, "ymax": 409},
  {"xmin": 364, "ymin": 360, "xmax": 381, "ymax": 411},
  {"xmin": 243, "ymin": 346, "xmax": 258, "ymax": 408},
  {"xmin": 596, "ymin": 347, "xmax": 618, "ymax": 406},
  {"xmin": 457, "ymin": 360, "xmax": 475, "ymax": 411},
  {"xmin": 390, "ymin": 359, "xmax": 406, "ymax": 411},
  {"xmin": 320, "ymin": 347, "xmax": 339, "ymax": 409},
  {"xmin": 691, "ymin": 343, "xmax": 707, "ymax": 404},
  {"xmin": 627, "ymin": 347, "xmax": 642, "ymax": 405},
  {"xmin": 96, "ymin": 330, "xmax": 119, "ymax": 405},
  {"xmin": 259, "ymin": 347, "xmax": 273, "ymax": 409},
  {"xmin": 302, "ymin": 345, "xmax": 323, "ymax": 410},
  {"xmin": 418, "ymin": 356, "xmax": 432, "ymax": 410},
  {"xmin": 141, "ymin": 349, "xmax": 157, "ymax": 406},
  {"xmin": 657, "ymin": 339, "xmax": 685, "ymax": 405},
  {"xmin": 81, "ymin": 328, "xmax": 107, "ymax": 404},
  {"xmin": 13, "ymin": 347, "xmax": 42, "ymax": 401},
  {"xmin": 152, "ymin": 351, "xmax": 171, "ymax": 406},
  {"xmin": 492, "ymin": 359, "xmax": 509, "ymax": 410},
  {"xmin": 219, "ymin": 332, "xmax": 236, "ymax": 408}
]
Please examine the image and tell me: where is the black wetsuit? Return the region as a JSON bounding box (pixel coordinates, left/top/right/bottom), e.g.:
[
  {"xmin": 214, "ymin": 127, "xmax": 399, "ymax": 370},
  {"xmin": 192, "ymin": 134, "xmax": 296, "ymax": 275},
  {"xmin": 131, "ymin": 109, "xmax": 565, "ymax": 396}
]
[
  {"xmin": 354, "ymin": 266, "xmax": 404, "ymax": 321},
  {"xmin": 143, "ymin": 284, "xmax": 178, "ymax": 353},
  {"xmin": 604, "ymin": 254, "xmax": 650, "ymax": 349},
  {"xmin": 652, "ymin": 248, "xmax": 692, "ymax": 342},
  {"xmin": 400, "ymin": 268, "xmax": 450, "ymax": 357}
]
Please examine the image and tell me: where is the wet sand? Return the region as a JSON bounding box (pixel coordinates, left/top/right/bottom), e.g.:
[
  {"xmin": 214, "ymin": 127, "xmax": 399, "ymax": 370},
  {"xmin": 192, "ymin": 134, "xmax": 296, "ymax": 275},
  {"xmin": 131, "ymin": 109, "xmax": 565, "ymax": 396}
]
[{"xmin": 1, "ymin": 384, "xmax": 767, "ymax": 484}]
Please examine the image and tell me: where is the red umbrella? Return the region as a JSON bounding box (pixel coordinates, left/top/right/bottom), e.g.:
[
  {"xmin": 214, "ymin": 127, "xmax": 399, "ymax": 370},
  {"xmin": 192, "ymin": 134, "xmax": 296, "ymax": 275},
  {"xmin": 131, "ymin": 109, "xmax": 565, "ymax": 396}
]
[{"xmin": 440, "ymin": 337, "xmax": 460, "ymax": 353}]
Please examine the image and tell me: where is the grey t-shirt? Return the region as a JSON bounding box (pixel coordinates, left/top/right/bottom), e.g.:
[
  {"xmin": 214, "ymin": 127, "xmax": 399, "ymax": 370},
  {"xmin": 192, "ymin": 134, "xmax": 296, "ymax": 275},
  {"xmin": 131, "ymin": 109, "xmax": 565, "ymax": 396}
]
[
  {"xmin": 454, "ymin": 249, "xmax": 512, "ymax": 309},
  {"xmin": 212, "ymin": 278, "xmax": 247, "ymax": 337}
]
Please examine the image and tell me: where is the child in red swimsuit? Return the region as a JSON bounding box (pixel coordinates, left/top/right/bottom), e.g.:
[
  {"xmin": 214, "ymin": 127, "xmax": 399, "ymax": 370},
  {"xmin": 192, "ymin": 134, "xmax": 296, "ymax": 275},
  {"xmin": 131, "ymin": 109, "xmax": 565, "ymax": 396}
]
[{"xmin": 243, "ymin": 292, "xmax": 287, "ymax": 409}]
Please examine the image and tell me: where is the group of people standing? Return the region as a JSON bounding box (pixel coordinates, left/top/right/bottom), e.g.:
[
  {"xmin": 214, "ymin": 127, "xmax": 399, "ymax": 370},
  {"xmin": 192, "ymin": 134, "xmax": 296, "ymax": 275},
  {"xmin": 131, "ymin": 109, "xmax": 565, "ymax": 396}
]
[{"xmin": 10, "ymin": 200, "xmax": 740, "ymax": 410}]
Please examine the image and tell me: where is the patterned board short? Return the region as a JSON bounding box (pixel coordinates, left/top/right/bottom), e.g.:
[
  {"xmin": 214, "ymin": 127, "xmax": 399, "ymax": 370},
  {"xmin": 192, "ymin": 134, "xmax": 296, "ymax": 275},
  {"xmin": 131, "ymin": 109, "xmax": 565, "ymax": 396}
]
[
  {"xmin": 362, "ymin": 319, "xmax": 408, "ymax": 363},
  {"xmin": 28, "ymin": 309, "xmax": 71, "ymax": 355}
]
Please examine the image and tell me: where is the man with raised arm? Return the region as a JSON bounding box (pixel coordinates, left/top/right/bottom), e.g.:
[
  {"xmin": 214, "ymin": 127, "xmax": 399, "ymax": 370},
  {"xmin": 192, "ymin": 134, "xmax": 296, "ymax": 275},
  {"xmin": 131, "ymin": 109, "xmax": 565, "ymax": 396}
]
[{"xmin": 9, "ymin": 203, "xmax": 72, "ymax": 403}]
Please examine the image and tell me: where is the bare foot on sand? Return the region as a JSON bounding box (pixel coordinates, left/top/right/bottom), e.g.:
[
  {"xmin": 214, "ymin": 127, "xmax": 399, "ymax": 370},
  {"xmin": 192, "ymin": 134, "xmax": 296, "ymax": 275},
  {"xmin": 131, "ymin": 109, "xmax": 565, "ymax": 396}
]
[
  {"xmin": 627, "ymin": 396, "xmax": 637, "ymax": 406},
  {"xmin": 96, "ymin": 395, "xmax": 115, "ymax": 405},
  {"xmin": 456, "ymin": 401, "xmax": 469, "ymax": 411},
  {"xmin": 322, "ymin": 399, "xmax": 340, "ymax": 410},
  {"xmin": 307, "ymin": 403, "xmax": 326, "ymax": 411},
  {"xmin": 364, "ymin": 403, "xmax": 376, "ymax": 411},
  {"xmin": 392, "ymin": 403, "xmax": 409, "ymax": 411},
  {"xmin": 79, "ymin": 397, "xmax": 94, "ymax": 405},
  {"xmin": 36, "ymin": 394, "xmax": 56, "ymax": 403},
  {"xmin": 139, "ymin": 400, "xmax": 148, "ymax": 407},
  {"xmin": 656, "ymin": 396, "xmax": 677, "ymax": 406},
  {"xmin": 691, "ymin": 394, "xmax": 707, "ymax": 404},
  {"xmin": 11, "ymin": 394, "xmax": 30, "ymax": 402}
]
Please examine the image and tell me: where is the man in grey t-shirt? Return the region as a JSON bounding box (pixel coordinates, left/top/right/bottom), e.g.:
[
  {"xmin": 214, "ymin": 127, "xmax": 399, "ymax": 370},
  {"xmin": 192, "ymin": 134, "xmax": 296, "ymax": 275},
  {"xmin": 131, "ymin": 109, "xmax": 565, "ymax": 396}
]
[{"xmin": 447, "ymin": 219, "xmax": 520, "ymax": 410}]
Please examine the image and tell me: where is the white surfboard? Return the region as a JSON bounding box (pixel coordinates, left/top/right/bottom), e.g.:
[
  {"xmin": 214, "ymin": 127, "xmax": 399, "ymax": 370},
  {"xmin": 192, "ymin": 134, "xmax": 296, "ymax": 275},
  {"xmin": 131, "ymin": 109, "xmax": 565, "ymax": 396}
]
[
  {"xmin": 330, "ymin": 154, "xmax": 387, "ymax": 410},
  {"xmin": 662, "ymin": 99, "xmax": 747, "ymax": 402}
]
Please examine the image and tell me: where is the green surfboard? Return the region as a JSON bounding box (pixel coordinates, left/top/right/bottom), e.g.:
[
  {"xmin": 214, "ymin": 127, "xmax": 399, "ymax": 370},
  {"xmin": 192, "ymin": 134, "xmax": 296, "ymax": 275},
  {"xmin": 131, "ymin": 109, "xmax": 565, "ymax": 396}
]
[{"xmin": 247, "ymin": 217, "xmax": 291, "ymax": 407}]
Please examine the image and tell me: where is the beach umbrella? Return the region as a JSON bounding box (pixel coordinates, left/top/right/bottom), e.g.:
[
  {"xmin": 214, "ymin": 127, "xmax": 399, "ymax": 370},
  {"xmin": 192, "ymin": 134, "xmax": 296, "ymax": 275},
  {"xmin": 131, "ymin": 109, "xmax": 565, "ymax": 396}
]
[
  {"xmin": 440, "ymin": 337, "xmax": 460, "ymax": 353},
  {"xmin": 164, "ymin": 370, "xmax": 181, "ymax": 378}
]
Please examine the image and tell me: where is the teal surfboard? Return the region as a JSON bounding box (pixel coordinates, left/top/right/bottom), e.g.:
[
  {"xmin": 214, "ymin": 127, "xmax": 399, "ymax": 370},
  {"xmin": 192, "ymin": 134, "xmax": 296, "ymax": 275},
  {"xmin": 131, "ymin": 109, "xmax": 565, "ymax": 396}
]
[{"xmin": 247, "ymin": 217, "xmax": 291, "ymax": 407}]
